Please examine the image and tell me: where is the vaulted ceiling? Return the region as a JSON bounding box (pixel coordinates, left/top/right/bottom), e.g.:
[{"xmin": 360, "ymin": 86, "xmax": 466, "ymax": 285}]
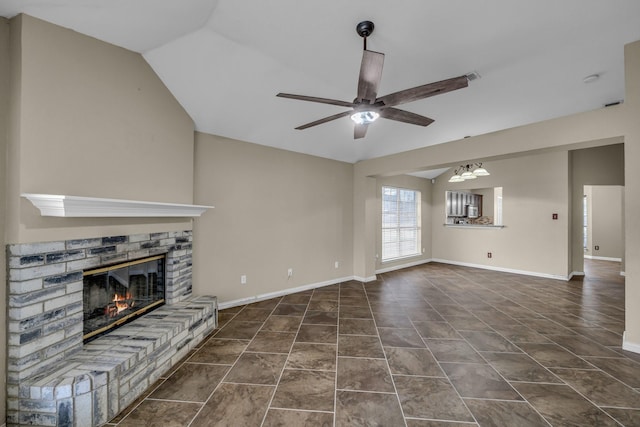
[{"xmin": 2, "ymin": 1, "xmax": 640, "ymax": 165}]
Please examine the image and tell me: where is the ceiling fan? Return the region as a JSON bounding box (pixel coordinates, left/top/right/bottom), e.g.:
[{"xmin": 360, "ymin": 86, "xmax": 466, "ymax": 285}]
[{"xmin": 277, "ymin": 21, "xmax": 469, "ymax": 139}]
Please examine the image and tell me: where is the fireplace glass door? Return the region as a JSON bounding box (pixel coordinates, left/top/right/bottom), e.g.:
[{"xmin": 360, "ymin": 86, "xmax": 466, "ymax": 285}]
[{"xmin": 83, "ymin": 255, "xmax": 165, "ymax": 341}]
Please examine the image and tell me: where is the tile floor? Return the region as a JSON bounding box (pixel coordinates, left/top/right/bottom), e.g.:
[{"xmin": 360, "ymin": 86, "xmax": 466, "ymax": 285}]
[{"xmin": 107, "ymin": 259, "xmax": 640, "ymax": 426}]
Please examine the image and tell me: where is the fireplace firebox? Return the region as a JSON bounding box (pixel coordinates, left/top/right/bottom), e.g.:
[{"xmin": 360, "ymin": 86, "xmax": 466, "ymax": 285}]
[{"xmin": 83, "ymin": 255, "xmax": 166, "ymax": 341}]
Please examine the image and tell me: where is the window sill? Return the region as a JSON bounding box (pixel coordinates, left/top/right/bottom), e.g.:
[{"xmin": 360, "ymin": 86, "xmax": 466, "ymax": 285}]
[{"xmin": 381, "ymin": 254, "xmax": 423, "ymax": 264}]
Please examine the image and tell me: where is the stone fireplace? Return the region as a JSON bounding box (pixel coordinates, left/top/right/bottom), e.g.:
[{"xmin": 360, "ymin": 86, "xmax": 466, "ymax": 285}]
[{"xmin": 6, "ymin": 230, "xmax": 217, "ymax": 426}]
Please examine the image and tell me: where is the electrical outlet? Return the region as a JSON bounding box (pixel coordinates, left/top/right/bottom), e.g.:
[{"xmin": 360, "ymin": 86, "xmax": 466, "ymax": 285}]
[
  {"xmin": 487, "ymin": 252, "xmax": 492, "ymax": 258},
  {"xmin": 334, "ymin": 261, "xmax": 339, "ymax": 269},
  {"xmin": 240, "ymin": 275, "xmax": 247, "ymax": 284},
  {"xmin": 287, "ymin": 268, "xmax": 293, "ymax": 277},
  {"xmin": 595, "ymin": 245, "xmax": 600, "ymax": 251}
]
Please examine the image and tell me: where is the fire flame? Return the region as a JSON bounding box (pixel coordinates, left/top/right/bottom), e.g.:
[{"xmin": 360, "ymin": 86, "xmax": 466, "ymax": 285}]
[{"xmin": 113, "ymin": 292, "xmax": 133, "ymax": 314}]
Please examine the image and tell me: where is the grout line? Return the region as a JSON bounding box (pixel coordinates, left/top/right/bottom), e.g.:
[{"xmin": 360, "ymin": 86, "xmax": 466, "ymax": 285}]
[
  {"xmin": 259, "ymin": 290, "xmax": 316, "ymax": 426},
  {"xmin": 186, "ymin": 304, "xmax": 270, "ymax": 427},
  {"xmin": 333, "ymin": 284, "xmax": 341, "ymax": 427},
  {"xmin": 267, "ymin": 406, "xmax": 334, "ymax": 413},
  {"xmin": 144, "ymin": 397, "xmax": 206, "ymax": 404},
  {"xmin": 364, "ymin": 280, "xmax": 410, "ymax": 427}
]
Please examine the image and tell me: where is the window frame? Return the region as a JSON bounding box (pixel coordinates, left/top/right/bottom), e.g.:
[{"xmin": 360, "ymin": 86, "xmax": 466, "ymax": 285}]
[{"xmin": 381, "ymin": 186, "xmax": 422, "ymax": 262}]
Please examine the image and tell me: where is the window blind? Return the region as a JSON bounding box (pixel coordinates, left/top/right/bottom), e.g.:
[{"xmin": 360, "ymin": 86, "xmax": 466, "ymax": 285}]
[{"xmin": 382, "ymin": 186, "xmax": 421, "ymax": 261}]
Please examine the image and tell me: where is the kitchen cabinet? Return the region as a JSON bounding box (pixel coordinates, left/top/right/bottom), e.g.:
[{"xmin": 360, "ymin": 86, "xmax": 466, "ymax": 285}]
[{"xmin": 446, "ymin": 191, "xmax": 483, "ymax": 217}]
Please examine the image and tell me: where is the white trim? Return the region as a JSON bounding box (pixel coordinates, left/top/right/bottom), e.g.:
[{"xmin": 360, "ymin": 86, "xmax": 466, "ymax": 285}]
[
  {"xmin": 431, "ymin": 258, "xmax": 570, "ymax": 281},
  {"xmin": 376, "ymin": 258, "xmax": 432, "ymax": 274},
  {"xmin": 584, "ymin": 255, "xmax": 622, "ymax": 262},
  {"xmin": 623, "ymin": 332, "xmax": 640, "ymax": 354},
  {"xmin": 218, "ymin": 276, "xmax": 354, "ymax": 310},
  {"xmin": 380, "ymin": 253, "xmax": 423, "ymax": 264},
  {"xmin": 22, "ymin": 193, "xmax": 213, "ymax": 218},
  {"xmin": 353, "ymin": 275, "xmax": 378, "ymax": 283},
  {"xmin": 569, "ymin": 271, "xmax": 585, "ymax": 280}
]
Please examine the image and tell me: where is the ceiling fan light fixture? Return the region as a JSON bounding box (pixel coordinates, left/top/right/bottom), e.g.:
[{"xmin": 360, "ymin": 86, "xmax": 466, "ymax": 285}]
[
  {"xmin": 351, "ymin": 110, "xmax": 380, "ymax": 125},
  {"xmin": 277, "ymin": 20, "xmax": 469, "ymax": 138},
  {"xmin": 448, "ymin": 175, "xmax": 464, "ymax": 183}
]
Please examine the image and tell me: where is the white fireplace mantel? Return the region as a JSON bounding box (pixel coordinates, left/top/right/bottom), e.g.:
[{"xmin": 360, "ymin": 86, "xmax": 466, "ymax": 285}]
[{"xmin": 22, "ymin": 193, "xmax": 214, "ymax": 218}]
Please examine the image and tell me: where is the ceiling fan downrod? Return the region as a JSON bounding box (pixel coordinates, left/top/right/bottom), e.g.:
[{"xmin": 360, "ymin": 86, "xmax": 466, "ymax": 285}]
[{"xmin": 356, "ymin": 20, "xmax": 374, "ymax": 50}]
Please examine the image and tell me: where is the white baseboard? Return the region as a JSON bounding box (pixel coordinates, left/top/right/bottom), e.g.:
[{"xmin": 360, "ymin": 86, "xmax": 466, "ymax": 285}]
[
  {"xmin": 623, "ymin": 332, "xmax": 640, "ymax": 354},
  {"xmin": 353, "ymin": 275, "xmax": 378, "ymax": 283},
  {"xmin": 431, "ymin": 258, "xmax": 570, "ymax": 281},
  {"xmin": 218, "ymin": 275, "xmax": 355, "ymax": 310},
  {"xmin": 376, "ymin": 258, "xmax": 432, "ymax": 274},
  {"xmin": 569, "ymin": 271, "xmax": 585, "ymax": 280},
  {"xmin": 584, "ymin": 255, "xmax": 623, "ymax": 262},
  {"xmin": 217, "ymin": 256, "xmax": 613, "ymax": 309}
]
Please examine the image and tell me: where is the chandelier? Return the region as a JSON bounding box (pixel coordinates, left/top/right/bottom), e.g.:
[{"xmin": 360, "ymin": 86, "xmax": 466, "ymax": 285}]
[{"xmin": 448, "ymin": 163, "xmax": 490, "ymax": 183}]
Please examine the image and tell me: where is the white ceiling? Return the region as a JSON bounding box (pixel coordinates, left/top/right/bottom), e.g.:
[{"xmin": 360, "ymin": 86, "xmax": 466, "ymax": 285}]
[{"xmin": 2, "ymin": 1, "xmax": 640, "ymax": 167}]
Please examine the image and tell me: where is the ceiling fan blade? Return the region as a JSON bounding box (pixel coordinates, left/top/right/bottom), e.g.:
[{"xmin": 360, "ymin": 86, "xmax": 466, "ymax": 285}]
[
  {"xmin": 376, "ymin": 75, "xmax": 468, "ymax": 107},
  {"xmin": 357, "ymin": 50, "xmax": 385, "ymax": 102},
  {"xmin": 354, "ymin": 123, "xmax": 369, "ymax": 139},
  {"xmin": 277, "ymin": 93, "xmax": 355, "ymax": 108},
  {"xmin": 379, "ymin": 107, "xmax": 434, "ymax": 126},
  {"xmin": 295, "ymin": 110, "xmax": 353, "ymax": 130}
]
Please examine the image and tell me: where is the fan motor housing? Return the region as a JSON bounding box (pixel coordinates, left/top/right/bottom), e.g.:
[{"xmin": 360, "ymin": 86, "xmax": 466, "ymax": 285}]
[{"xmin": 356, "ymin": 21, "xmax": 374, "ymax": 38}]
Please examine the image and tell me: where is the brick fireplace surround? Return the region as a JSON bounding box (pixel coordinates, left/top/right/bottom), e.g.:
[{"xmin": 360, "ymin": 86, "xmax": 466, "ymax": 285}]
[{"xmin": 6, "ymin": 230, "xmax": 218, "ymax": 426}]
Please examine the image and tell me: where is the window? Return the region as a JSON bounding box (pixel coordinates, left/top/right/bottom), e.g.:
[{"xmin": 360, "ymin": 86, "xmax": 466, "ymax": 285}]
[{"xmin": 382, "ymin": 186, "xmax": 421, "ymax": 261}]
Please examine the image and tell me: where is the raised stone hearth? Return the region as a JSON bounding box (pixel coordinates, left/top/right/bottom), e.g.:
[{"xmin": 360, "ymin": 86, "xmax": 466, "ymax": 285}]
[{"xmin": 6, "ymin": 231, "xmax": 218, "ymax": 426}]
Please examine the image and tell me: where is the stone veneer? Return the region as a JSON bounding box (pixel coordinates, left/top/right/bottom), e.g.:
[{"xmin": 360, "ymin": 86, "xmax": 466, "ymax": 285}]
[{"xmin": 5, "ymin": 230, "xmax": 218, "ymax": 426}]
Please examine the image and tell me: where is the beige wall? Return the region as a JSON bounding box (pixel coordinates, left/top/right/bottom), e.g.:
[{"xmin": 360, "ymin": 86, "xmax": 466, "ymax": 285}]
[
  {"xmin": 375, "ymin": 175, "xmax": 432, "ymax": 271},
  {"xmin": 472, "ymin": 187, "xmax": 495, "ymax": 219},
  {"xmin": 193, "ymin": 132, "xmax": 354, "ymax": 304},
  {"xmin": 1, "ymin": 16, "xmax": 9, "ymax": 426},
  {"xmin": 432, "ymin": 152, "xmax": 570, "ymax": 278},
  {"xmin": 353, "ymin": 110, "xmax": 627, "ymax": 282},
  {"xmin": 6, "ymin": 15, "xmax": 195, "ymax": 244},
  {"xmin": 623, "ymin": 40, "xmax": 640, "ymax": 346},
  {"xmin": 586, "ymin": 185, "xmax": 624, "ymax": 260},
  {"xmin": 570, "ymin": 144, "xmax": 624, "ymax": 272},
  {"xmin": 584, "ymin": 185, "xmax": 593, "ymax": 258}
]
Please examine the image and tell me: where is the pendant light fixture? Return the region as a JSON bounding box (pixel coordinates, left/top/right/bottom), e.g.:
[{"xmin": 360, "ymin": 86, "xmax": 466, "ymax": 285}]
[{"xmin": 448, "ymin": 163, "xmax": 490, "ymax": 183}]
